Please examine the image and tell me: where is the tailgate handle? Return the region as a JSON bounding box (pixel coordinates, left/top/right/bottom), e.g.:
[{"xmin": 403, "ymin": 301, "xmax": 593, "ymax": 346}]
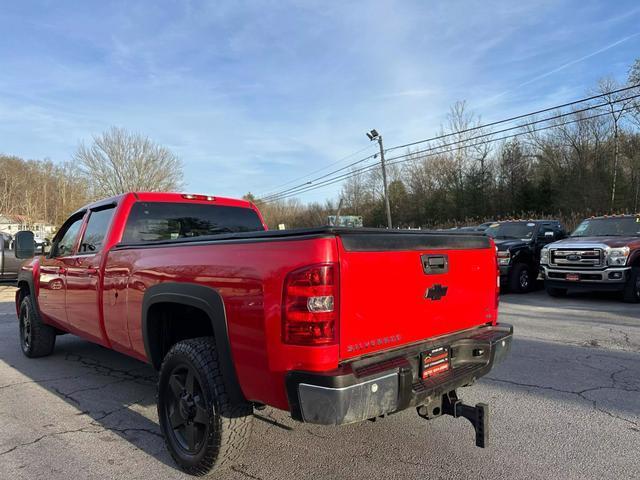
[{"xmin": 422, "ymin": 254, "xmax": 448, "ymax": 274}]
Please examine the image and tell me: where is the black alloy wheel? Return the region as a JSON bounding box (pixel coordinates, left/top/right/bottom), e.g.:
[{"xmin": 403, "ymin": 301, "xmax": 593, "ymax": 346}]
[
  {"xmin": 19, "ymin": 303, "xmax": 32, "ymax": 353},
  {"xmin": 509, "ymin": 263, "xmax": 533, "ymax": 293},
  {"xmin": 164, "ymin": 363, "xmax": 209, "ymax": 454},
  {"xmin": 157, "ymin": 337, "xmax": 253, "ymax": 475},
  {"xmin": 18, "ymin": 294, "xmax": 56, "ymax": 358},
  {"xmin": 519, "ymin": 268, "xmax": 530, "ymax": 291}
]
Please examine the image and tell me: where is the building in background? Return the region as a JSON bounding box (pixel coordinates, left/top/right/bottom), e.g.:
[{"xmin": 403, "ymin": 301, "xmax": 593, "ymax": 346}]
[
  {"xmin": 0, "ymin": 214, "xmax": 56, "ymax": 239},
  {"xmin": 0, "ymin": 214, "xmax": 28, "ymax": 234}
]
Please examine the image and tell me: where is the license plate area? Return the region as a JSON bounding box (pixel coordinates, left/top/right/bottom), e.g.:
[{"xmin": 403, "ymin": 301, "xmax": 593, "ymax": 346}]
[
  {"xmin": 566, "ymin": 273, "xmax": 580, "ymax": 281},
  {"xmin": 420, "ymin": 346, "xmax": 450, "ymax": 380}
]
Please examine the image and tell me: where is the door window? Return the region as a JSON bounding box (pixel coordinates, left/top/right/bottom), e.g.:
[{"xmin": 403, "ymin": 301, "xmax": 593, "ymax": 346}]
[
  {"xmin": 538, "ymin": 226, "xmax": 555, "ymax": 241},
  {"xmin": 52, "ymin": 216, "xmax": 84, "ymax": 257},
  {"xmin": 79, "ymin": 207, "xmax": 116, "ymax": 254}
]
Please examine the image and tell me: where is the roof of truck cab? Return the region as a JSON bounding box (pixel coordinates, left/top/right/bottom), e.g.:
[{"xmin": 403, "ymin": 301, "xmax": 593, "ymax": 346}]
[{"xmin": 76, "ymin": 192, "xmax": 255, "ymax": 213}]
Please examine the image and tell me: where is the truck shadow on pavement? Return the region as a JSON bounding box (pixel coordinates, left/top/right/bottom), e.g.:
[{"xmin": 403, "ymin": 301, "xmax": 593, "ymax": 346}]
[{"xmin": 0, "ymin": 319, "xmax": 177, "ymax": 468}]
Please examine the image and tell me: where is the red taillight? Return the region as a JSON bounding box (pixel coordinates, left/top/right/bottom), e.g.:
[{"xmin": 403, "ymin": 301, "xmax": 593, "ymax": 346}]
[{"xmin": 282, "ymin": 264, "xmax": 338, "ymax": 345}]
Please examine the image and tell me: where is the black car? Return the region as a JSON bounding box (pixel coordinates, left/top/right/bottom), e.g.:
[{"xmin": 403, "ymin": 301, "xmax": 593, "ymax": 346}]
[{"xmin": 485, "ymin": 220, "xmax": 566, "ymax": 293}]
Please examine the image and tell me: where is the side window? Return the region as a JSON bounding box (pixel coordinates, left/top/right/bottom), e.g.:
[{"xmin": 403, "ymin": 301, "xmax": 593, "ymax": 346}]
[
  {"xmin": 122, "ymin": 202, "xmax": 264, "ymax": 243},
  {"xmin": 538, "ymin": 226, "xmax": 554, "ymax": 240},
  {"xmin": 79, "ymin": 207, "xmax": 116, "ymax": 254},
  {"xmin": 52, "ymin": 216, "xmax": 85, "ymax": 257}
]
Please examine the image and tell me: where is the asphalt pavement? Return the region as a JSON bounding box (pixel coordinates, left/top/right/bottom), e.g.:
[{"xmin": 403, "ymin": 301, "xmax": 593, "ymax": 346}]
[{"xmin": 0, "ymin": 285, "xmax": 638, "ymax": 479}]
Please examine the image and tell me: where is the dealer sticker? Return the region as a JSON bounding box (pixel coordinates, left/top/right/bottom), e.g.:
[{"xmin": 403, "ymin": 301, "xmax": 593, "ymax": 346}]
[{"xmin": 421, "ymin": 346, "xmax": 450, "ymax": 380}]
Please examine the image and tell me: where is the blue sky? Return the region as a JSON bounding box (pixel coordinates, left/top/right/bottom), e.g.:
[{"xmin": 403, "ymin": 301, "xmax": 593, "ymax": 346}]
[{"xmin": 1, "ymin": 1, "xmax": 639, "ymax": 202}]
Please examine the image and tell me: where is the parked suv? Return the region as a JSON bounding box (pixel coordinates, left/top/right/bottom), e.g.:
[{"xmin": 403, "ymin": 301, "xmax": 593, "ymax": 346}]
[
  {"xmin": 540, "ymin": 214, "xmax": 640, "ymax": 302},
  {"xmin": 485, "ymin": 220, "xmax": 566, "ymax": 293}
]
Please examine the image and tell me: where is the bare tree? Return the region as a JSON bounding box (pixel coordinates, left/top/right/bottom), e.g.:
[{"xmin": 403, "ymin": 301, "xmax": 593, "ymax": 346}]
[
  {"xmin": 74, "ymin": 127, "xmax": 184, "ymax": 197},
  {"xmin": 595, "ymin": 78, "xmax": 634, "ymax": 209}
]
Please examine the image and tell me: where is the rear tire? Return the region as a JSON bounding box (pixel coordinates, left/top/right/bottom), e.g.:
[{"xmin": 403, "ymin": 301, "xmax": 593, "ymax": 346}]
[
  {"xmin": 623, "ymin": 267, "xmax": 640, "ymax": 303},
  {"xmin": 509, "ymin": 263, "xmax": 533, "ymax": 293},
  {"xmin": 545, "ymin": 284, "xmax": 567, "ymax": 298},
  {"xmin": 19, "ymin": 294, "xmax": 56, "ymax": 358},
  {"xmin": 157, "ymin": 337, "xmax": 253, "ymax": 476}
]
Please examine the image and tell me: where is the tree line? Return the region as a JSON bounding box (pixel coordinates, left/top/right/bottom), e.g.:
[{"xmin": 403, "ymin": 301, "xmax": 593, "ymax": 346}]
[
  {"xmin": 1, "ymin": 127, "xmax": 183, "ymax": 229},
  {"xmin": 254, "ymin": 60, "xmax": 640, "ymax": 232}
]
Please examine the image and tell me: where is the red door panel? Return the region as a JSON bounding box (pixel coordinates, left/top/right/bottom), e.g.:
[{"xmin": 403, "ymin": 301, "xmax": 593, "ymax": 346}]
[
  {"xmin": 65, "ymin": 254, "xmax": 107, "ymax": 345},
  {"xmin": 38, "ymin": 258, "xmax": 72, "ymax": 328}
]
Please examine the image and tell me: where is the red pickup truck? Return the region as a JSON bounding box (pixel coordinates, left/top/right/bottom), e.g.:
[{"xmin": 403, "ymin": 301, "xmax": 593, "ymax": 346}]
[{"xmin": 14, "ymin": 192, "xmax": 512, "ymax": 475}]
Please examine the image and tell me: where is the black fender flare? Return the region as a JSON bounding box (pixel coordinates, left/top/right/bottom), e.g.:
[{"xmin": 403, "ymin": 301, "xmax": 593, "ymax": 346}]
[
  {"xmin": 141, "ymin": 282, "xmax": 246, "ymax": 404},
  {"xmin": 16, "ymin": 269, "xmax": 38, "ymax": 311}
]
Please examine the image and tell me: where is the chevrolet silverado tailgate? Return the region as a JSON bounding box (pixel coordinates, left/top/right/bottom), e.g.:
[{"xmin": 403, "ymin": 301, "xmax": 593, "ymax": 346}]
[{"xmin": 337, "ymin": 231, "xmax": 498, "ymax": 361}]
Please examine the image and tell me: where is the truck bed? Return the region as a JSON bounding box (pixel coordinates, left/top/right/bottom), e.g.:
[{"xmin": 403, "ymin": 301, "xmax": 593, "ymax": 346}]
[{"xmin": 106, "ymin": 227, "xmax": 497, "ymax": 409}]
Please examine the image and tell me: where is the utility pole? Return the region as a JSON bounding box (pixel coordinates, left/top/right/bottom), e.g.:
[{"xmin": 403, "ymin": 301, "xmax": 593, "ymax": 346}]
[
  {"xmin": 334, "ymin": 197, "xmax": 344, "ymax": 226},
  {"xmin": 366, "ymin": 129, "xmax": 392, "ymax": 229}
]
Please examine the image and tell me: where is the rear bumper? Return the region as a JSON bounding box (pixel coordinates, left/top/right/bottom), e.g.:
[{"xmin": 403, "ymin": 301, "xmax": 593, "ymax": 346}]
[{"xmin": 286, "ymin": 323, "xmax": 513, "ymax": 425}]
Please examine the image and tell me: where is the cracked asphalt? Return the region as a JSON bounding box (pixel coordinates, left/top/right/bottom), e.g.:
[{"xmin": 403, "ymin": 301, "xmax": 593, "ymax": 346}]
[{"xmin": 0, "ymin": 285, "xmax": 638, "ymax": 479}]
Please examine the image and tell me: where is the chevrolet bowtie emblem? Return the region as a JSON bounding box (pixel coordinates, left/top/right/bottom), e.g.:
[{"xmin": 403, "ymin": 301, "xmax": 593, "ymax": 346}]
[{"xmin": 425, "ymin": 284, "xmax": 448, "ymax": 301}]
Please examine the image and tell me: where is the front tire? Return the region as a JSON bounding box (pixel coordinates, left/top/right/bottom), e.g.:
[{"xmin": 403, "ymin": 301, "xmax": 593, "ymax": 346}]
[
  {"xmin": 19, "ymin": 294, "xmax": 56, "ymax": 358},
  {"xmin": 509, "ymin": 263, "xmax": 533, "ymax": 293},
  {"xmin": 157, "ymin": 337, "xmax": 253, "ymax": 476},
  {"xmin": 623, "ymin": 267, "xmax": 640, "ymax": 303}
]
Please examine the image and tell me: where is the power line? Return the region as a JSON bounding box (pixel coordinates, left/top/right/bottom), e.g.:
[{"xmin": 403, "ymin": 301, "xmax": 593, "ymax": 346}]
[
  {"xmin": 384, "ymin": 92, "xmax": 640, "ymax": 163},
  {"xmin": 259, "ymin": 83, "xmax": 639, "ymax": 203},
  {"xmin": 259, "ymin": 151, "xmax": 378, "ymax": 201},
  {"xmin": 265, "ymin": 94, "xmax": 640, "ymax": 201},
  {"xmin": 385, "ymin": 83, "xmax": 640, "ymax": 152},
  {"xmin": 255, "ymin": 143, "xmax": 376, "ymax": 198},
  {"xmin": 260, "ymin": 100, "xmax": 637, "ymax": 203}
]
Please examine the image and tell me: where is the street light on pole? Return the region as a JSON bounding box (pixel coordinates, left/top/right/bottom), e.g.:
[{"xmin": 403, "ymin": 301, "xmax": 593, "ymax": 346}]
[{"xmin": 367, "ymin": 129, "xmax": 393, "ymax": 229}]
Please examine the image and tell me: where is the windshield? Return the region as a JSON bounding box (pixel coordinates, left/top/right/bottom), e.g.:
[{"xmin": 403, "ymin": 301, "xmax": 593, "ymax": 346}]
[
  {"xmin": 484, "ymin": 222, "xmax": 536, "ymax": 240},
  {"xmin": 571, "ymin": 217, "xmax": 640, "ymax": 237}
]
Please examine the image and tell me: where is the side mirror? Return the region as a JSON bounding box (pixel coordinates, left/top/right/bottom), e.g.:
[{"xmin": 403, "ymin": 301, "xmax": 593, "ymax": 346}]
[{"xmin": 15, "ymin": 231, "xmax": 36, "ymax": 259}]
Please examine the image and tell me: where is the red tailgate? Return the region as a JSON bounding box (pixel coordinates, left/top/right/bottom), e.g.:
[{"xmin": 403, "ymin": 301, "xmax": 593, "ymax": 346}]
[{"xmin": 337, "ymin": 233, "xmax": 497, "ymax": 360}]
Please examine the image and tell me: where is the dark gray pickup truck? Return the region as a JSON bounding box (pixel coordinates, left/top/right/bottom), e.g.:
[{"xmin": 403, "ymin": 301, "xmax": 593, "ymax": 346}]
[{"xmin": 0, "ymin": 233, "xmax": 21, "ymax": 281}]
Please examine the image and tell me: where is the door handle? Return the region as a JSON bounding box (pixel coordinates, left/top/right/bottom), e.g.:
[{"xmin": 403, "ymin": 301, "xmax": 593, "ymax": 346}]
[{"xmin": 86, "ymin": 267, "xmax": 98, "ymax": 275}]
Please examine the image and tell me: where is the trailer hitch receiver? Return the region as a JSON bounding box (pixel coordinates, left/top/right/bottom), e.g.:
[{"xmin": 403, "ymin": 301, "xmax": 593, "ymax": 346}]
[{"xmin": 442, "ymin": 391, "xmax": 489, "ymax": 448}]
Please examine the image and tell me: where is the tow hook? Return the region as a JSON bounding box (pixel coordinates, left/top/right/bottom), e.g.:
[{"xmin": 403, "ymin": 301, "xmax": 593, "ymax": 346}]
[{"xmin": 417, "ymin": 390, "xmax": 489, "ymax": 448}]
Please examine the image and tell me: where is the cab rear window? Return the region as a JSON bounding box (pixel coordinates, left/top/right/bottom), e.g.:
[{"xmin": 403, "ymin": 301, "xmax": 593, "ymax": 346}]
[{"xmin": 122, "ymin": 202, "xmax": 264, "ymax": 243}]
